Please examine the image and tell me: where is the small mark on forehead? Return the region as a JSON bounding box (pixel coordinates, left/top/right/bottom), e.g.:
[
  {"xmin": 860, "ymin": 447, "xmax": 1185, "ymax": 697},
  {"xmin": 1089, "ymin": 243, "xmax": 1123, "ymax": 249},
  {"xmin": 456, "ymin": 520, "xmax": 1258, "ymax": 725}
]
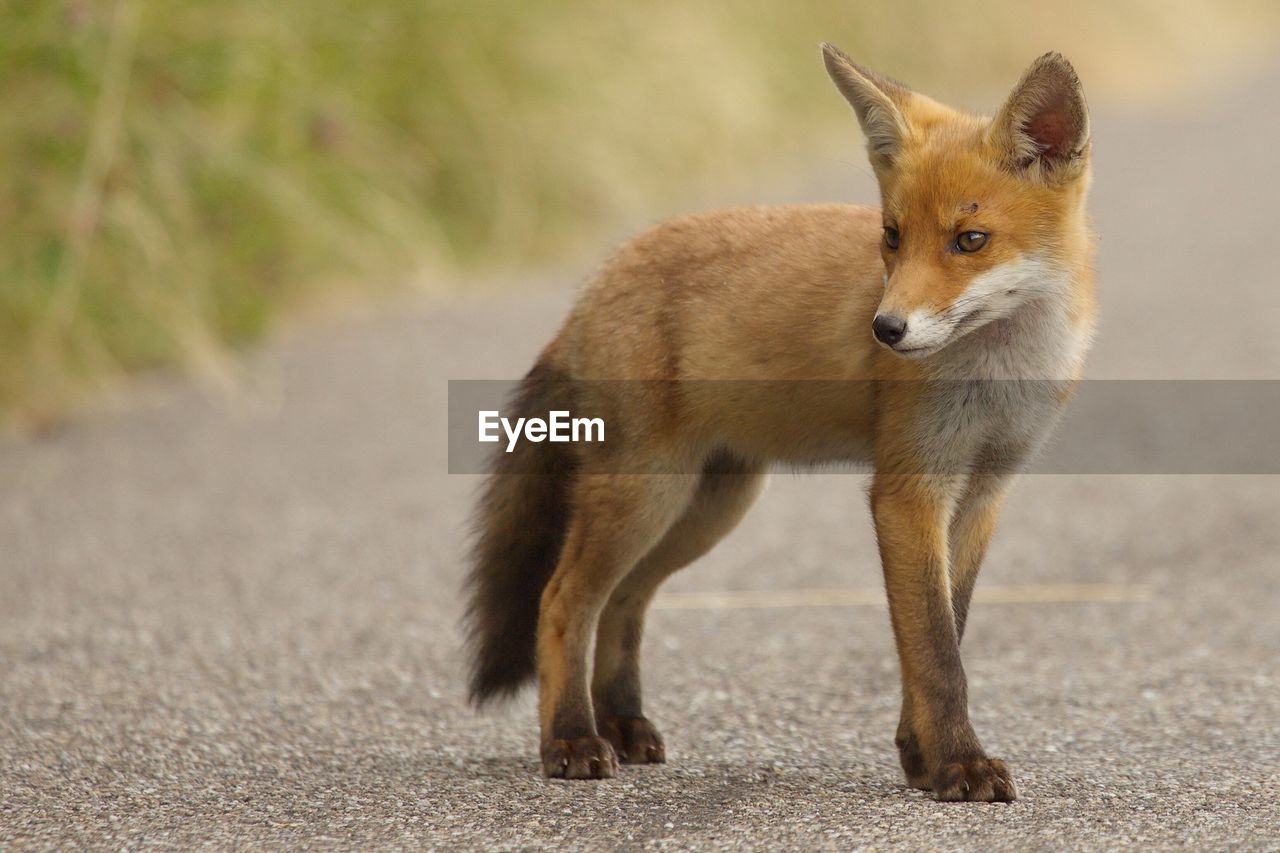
[{"xmin": 960, "ymin": 201, "xmax": 980, "ymax": 214}]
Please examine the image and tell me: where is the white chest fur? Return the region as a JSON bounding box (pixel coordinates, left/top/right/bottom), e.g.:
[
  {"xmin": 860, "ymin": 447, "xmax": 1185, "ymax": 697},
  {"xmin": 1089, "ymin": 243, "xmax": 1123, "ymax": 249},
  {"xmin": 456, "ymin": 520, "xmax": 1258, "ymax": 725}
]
[{"xmin": 912, "ymin": 272, "xmax": 1093, "ymax": 474}]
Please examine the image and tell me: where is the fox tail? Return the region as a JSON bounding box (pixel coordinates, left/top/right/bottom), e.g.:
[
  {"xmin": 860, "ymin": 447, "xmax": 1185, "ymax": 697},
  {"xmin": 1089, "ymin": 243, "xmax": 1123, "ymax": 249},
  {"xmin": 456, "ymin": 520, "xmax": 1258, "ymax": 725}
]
[{"xmin": 464, "ymin": 358, "xmax": 578, "ymax": 705}]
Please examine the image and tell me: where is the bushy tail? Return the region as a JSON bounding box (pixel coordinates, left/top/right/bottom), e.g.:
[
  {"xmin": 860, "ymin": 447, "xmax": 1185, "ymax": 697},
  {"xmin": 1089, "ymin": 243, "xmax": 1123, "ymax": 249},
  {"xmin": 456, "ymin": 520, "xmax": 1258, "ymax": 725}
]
[{"xmin": 465, "ymin": 358, "xmax": 578, "ymax": 705}]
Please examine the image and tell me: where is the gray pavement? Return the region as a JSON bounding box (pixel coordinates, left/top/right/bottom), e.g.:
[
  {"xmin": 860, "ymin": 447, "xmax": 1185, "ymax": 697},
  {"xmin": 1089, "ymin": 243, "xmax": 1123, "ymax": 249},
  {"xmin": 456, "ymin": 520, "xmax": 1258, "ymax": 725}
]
[{"xmin": 4, "ymin": 65, "xmax": 1280, "ymax": 849}]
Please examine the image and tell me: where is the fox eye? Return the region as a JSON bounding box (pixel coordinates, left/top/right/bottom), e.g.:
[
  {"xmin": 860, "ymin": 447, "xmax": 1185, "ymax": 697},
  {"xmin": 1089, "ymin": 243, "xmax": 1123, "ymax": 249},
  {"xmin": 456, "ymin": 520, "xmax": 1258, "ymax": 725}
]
[
  {"xmin": 882, "ymin": 226, "xmax": 900, "ymax": 251},
  {"xmin": 956, "ymin": 231, "xmax": 989, "ymax": 253}
]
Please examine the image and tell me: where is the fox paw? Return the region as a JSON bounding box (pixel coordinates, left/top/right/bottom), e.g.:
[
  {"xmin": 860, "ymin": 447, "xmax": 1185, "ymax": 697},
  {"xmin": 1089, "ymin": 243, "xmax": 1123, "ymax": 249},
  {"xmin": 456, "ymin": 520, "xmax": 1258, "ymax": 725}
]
[
  {"xmin": 599, "ymin": 715, "xmax": 666, "ymax": 764},
  {"xmin": 933, "ymin": 757, "xmax": 1017, "ymax": 802},
  {"xmin": 541, "ymin": 736, "xmax": 618, "ymax": 780}
]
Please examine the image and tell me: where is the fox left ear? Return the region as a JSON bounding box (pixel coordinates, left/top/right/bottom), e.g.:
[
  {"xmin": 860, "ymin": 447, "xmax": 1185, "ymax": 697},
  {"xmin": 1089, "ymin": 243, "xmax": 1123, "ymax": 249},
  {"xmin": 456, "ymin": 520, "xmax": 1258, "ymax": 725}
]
[
  {"xmin": 988, "ymin": 53, "xmax": 1090, "ymax": 183},
  {"xmin": 821, "ymin": 43, "xmax": 912, "ymax": 175}
]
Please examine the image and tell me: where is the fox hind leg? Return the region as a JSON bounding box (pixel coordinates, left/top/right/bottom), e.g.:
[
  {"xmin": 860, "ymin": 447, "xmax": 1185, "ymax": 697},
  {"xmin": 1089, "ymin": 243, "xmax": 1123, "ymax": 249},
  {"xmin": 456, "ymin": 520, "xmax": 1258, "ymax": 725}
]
[
  {"xmin": 536, "ymin": 468, "xmax": 700, "ymax": 779},
  {"xmin": 592, "ymin": 453, "xmax": 766, "ymax": 764}
]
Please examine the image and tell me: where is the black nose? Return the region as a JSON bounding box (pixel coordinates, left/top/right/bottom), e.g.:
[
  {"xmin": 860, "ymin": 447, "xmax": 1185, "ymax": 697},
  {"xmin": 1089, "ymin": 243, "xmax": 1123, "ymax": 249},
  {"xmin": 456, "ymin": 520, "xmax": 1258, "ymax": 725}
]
[{"xmin": 872, "ymin": 314, "xmax": 907, "ymax": 346}]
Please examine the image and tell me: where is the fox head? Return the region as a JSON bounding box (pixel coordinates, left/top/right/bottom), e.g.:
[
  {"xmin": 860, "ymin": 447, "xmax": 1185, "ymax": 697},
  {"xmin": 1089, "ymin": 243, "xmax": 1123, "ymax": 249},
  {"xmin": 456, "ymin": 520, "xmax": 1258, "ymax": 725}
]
[{"xmin": 822, "ymin": 44, "xmax": 1092, "ymax": 358}]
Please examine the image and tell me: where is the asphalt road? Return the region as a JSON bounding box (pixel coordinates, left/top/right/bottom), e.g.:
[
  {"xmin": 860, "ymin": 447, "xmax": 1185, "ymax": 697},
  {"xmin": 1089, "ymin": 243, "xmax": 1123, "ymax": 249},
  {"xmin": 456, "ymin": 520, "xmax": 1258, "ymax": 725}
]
[{"xmin": 4, "ymin": 66, "xmax": 1280, "ymax": 849}]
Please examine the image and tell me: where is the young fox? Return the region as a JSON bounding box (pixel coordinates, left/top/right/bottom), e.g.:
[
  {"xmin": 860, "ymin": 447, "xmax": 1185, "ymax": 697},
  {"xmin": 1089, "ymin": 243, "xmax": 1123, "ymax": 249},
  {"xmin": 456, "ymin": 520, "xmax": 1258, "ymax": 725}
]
[{"xmin": 466, "ymin": 44, "xmax": 1095, "ymax": 802}]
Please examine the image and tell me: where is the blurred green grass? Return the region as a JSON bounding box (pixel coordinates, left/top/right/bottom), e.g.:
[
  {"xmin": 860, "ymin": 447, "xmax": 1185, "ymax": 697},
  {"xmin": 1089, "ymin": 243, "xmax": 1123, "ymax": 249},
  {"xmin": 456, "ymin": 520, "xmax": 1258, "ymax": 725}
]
[{"xmin": 3, "ymin": 0, "xmax": 1278, "ymax": 425}]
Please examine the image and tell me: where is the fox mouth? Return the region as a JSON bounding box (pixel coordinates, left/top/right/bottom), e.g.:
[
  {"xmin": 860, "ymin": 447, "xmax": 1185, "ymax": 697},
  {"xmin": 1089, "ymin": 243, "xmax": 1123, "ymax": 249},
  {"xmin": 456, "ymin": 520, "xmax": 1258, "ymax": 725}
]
[
  {"xmin": 891, "ymin": 343, "xmax": 946, "ymax": 358},
  {"xmin": 894, "ymin": 308, "xmax": 990, "ymax": 357},
  {"xmin": 888, "ymin": 320, "xmax": 974, "ymax": 358},
  {"xmin": 877, "ymin": 300, "xmax": 1005, "ymax": 359}
]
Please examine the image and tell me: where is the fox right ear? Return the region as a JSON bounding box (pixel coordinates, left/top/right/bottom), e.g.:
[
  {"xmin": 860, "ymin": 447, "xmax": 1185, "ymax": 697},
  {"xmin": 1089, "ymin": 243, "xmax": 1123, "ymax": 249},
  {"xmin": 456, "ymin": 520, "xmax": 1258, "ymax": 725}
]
[
  {"xmin": 988, "ymin": 52, "xmax": 1090, "ymax": 183},
  {"xmin": 821, "ymin": 43, "xmax": 909, "ymax": 173}
]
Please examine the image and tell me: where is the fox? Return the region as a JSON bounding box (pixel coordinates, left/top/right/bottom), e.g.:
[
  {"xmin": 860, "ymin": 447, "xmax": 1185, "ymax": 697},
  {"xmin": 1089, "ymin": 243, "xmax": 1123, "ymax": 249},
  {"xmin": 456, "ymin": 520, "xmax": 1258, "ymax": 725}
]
[{"xmin": 465, "ymin": 43, "xmax": 1095, "ymax": 802}]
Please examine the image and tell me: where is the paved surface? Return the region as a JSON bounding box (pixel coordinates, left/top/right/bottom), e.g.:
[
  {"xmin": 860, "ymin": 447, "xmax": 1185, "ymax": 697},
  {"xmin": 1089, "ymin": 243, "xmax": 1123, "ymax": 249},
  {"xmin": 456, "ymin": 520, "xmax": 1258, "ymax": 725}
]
[{"xmin": 4, "ymin": 66, "xmax": 1280, "ymax": 849}]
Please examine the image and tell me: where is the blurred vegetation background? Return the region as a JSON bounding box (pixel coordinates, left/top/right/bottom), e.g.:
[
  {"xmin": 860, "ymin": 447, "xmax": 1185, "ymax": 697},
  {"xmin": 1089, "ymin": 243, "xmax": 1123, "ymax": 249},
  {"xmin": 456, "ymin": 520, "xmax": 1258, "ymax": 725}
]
[{"xmin": 4, "ymin": 0, "xmax": 1278, "ymax": 425}]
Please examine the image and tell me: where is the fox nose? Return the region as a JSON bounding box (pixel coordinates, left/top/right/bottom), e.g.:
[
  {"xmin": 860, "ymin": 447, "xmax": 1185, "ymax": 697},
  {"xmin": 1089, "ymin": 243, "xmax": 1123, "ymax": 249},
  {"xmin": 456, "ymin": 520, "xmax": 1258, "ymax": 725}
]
[{"xmin": 872, "ymin": 314, "xmax": 907, "ymax": 346}]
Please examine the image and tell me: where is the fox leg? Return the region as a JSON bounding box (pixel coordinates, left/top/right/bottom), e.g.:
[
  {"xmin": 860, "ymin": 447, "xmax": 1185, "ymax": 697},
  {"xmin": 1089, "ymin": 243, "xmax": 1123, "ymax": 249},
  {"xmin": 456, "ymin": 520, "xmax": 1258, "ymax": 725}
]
[
  {"xmin": 895, "ymin": 472, "xmax": 1013, "ymax": 790},
  {"xmin": 537, "ymin": 469, "xmax": 699, "ymax": 780},
  {"xmin": 948, "ymin": 473, "xmax": 1012, "ymax": 641},
  {"xmin": 592, "ymin": 456, "xmax": 765, "ymax": 763},
  {"xmin": 872, "ymin": 472, "xmax": 1016, "ymax": 802}
]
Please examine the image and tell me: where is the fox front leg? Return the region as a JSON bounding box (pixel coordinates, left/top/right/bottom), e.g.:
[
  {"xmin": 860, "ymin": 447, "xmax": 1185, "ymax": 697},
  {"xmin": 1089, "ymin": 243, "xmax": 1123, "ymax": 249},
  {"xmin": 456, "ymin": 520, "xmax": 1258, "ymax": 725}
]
[
  {"xmin": 894, "ymin": 470, "xmax": 1015, "ymax": 791},
  {"xmin": 870, "ymin": 473, "xmax": 1016, "ymax": 802}
]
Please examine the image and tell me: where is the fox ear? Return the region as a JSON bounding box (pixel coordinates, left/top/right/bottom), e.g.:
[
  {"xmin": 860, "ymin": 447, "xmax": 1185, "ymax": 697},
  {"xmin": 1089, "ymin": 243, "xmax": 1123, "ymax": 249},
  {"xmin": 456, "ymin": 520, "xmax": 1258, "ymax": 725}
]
[
  {"xmin": 821, "ymin": 43, "xmax": 910, "ymax": 173},
  {"xmin": 989, "ymin": 52, "xmax": 1090, "ymax": 183}
]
